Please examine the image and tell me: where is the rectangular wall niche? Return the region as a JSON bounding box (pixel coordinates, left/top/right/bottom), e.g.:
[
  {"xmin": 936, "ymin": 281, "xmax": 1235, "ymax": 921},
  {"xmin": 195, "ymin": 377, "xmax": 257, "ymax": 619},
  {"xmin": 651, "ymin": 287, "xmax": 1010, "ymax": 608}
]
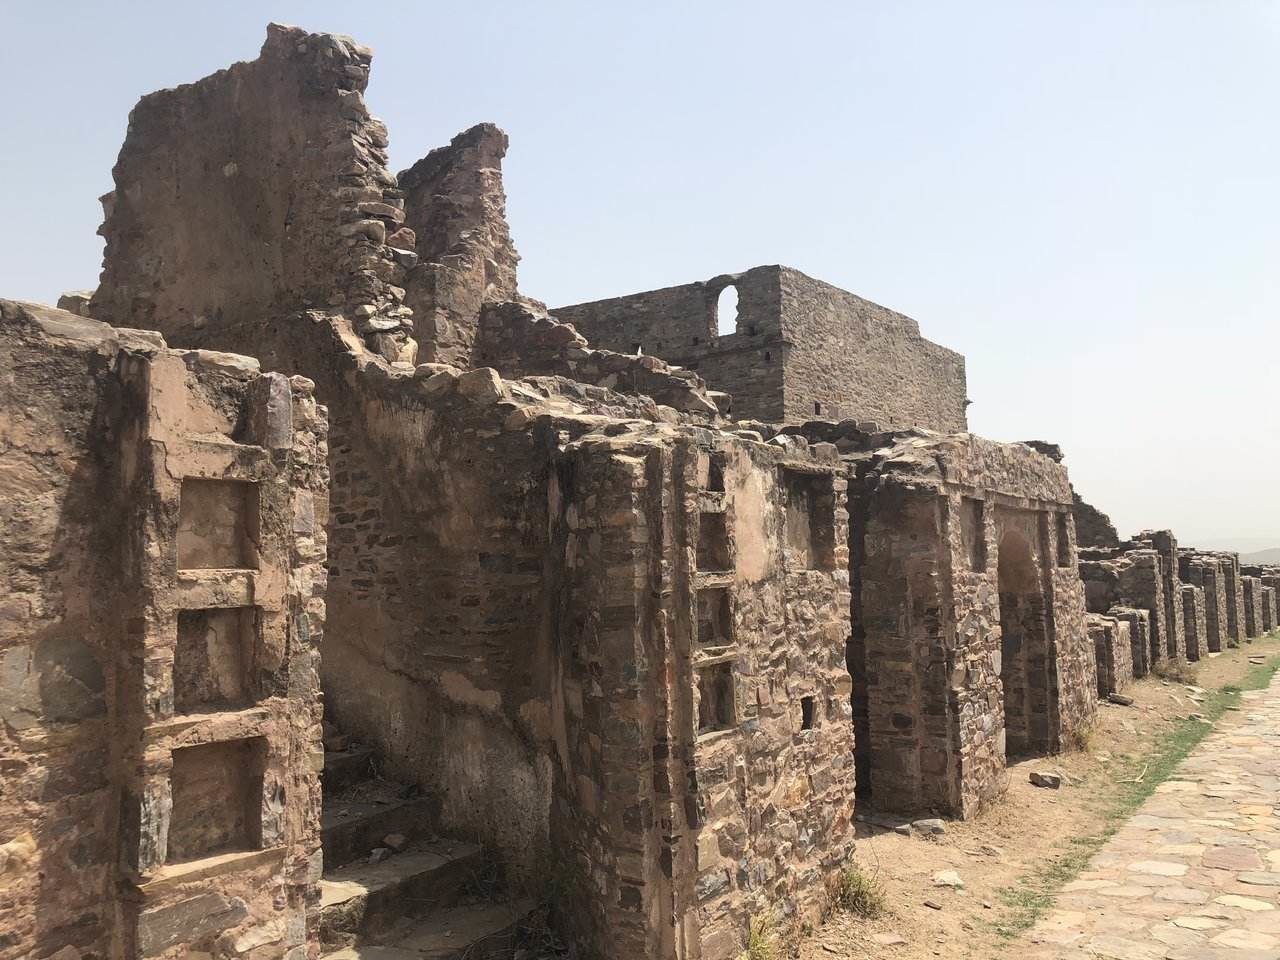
[
  {"xmin": 697, "ymin": 662, "xmax": 735, "ymax": 734},
  {"xmin": 697, "ymin": 588, "xmax": 733, "ymax": 647},
  {"xmin": 167, "ymin": 738, "xmax": 266, "ymax": 863},
  {"xmin": 177, "ymin": 478, "xmax": 259, "ymax": 570},
  {"xmin": 174, "ymin": 608, "xmax": 257, "ymax": 714},
  {"xmin": 696, "ymin": 512, "xmax": 731, "ymax": 571},
  {"xmin": 782, "ymin": 470, "xmax": 836, "ymax": 570},
  {"xmin": 961, "ymin": 497, "xmax": 987, "ymax": 572}
]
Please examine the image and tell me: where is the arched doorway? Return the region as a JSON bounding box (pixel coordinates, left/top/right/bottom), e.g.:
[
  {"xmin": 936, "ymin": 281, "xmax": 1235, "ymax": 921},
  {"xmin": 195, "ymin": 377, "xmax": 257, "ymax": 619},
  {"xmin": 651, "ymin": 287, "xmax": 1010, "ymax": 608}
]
[{"xmin": 997, "ymin": 528, "xmax": 1055, "ymax": 758}]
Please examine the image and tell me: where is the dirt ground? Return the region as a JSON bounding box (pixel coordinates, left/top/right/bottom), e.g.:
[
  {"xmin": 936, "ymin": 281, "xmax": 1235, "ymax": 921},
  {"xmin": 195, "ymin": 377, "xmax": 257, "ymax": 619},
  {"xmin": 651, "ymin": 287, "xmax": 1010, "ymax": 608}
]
[{"xmin": 798, "ymin": 632, "xmax": 1280, "ymax": 960}]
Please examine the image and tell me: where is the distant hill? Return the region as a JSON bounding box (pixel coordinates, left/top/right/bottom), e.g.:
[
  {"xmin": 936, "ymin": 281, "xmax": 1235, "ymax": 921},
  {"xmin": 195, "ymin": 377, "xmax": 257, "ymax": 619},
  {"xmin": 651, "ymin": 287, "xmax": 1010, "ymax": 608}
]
[{"xmin": 1242, "ymin": 547, "xmax": 1280, "ymax": 565}]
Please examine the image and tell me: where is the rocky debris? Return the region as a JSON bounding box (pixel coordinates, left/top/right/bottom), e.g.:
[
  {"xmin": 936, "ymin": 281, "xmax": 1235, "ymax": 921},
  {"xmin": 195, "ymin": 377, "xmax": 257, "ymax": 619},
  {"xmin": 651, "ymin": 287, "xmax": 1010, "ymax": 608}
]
[
  {"xmin": 1108, "ymin": 693, "xmax": 1136, "ymax": 706},
  {"xmin": 1030, "ymin": 771, "xmax": 1063, "ymax": 789},
  {"xmin": 932, "ymin": 870, "xmax": 964, "ymax": 888},
  {"xmin": 912, "ymin": 818, "xmax": 947, "ymax": 836},
  {"xmin": 871, "ymin": 932, "xmax": 908, "ymax": 946}
]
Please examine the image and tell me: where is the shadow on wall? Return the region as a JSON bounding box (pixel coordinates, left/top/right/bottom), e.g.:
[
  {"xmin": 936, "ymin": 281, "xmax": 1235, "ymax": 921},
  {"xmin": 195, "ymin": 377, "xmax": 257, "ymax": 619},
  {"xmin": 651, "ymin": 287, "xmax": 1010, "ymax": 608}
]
[
  {"xmin": 2, "ymin": 353, "xmax": 121, "ymax": 958},
  {"xmin": 996, "ymin": 526, "xmax": 1054, "ymax": 760}
]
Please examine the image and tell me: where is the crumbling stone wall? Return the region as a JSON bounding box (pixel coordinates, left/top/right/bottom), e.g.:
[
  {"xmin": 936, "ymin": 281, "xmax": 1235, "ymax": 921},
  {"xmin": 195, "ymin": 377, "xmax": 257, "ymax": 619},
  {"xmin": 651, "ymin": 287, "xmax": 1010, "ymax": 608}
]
[
  {"xmin": 1242, "ymin": 576, "xmax": 1265, "ymax": 638},
  {"xmin": 1078, "ymin": 551, "xmax": 1169, "ymax": 671},
  {"xmin": 1087, "ymin": 615, "xmax": 1132, "ymax": 697},
  {"xmin": 1131, "ymin": 530, "xmax": 1185, "ymax": 660},
  {"xmin": 1180, "ymin": 554, "xmax": 1229, "ymax": 653},
  {"xmin": 93, "ymin": 24, "xmax": 418, "ymax": 366},
  {"xmin": 474, "ymin": 301, "xmax": 720, "ymax": 417},
  {"xmin": 0, "ymin": 301, "xmax": 326, "ymax": 960},
  {"xmin": 551, "ymin": 428, "xmax": 854, "ymax": 960},
  {"xmin": 1219, "ymin": 553, "xmax": 1247, "ymax": 646},
  {"xmin": 1071, "ymin": 491, "xmax": 1120, "ymax": 548},
  {"xmin": 1108, "ymin": 607, "xmax": 1151, "ymax": 679},
  {"xmin": 1262, "ymin": 586, "xmax": 1277, "ymax": 633},
  {"xmin": 398, "ymin": 123, "xmax": 520, "ymax": 365},
  {"xmin": 817, "ymin": 427, "xmax": 1093, "ymax": 817},
  {"xmin": 1182, "ymin": 584, "xmax": 1207, "ymax": 662},
  {"xmin": 555, "ymin": 265, "xmax": 968, "ymax": 429}
]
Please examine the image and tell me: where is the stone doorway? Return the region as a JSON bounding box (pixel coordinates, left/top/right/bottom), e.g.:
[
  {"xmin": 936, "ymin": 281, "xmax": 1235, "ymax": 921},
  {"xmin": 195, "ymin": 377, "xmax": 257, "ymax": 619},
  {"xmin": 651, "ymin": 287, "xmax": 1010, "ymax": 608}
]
[{"xmin": 997, "ymin": 527, "xmax": 1055, "ymax": 759}]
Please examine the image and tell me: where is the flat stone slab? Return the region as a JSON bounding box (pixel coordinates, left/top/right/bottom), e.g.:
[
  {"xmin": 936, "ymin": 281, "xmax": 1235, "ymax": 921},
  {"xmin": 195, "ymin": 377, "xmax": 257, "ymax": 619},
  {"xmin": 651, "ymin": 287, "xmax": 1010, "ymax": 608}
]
[{"xmin": 1018, "ymin": 672, "xmax": 1280, "ymax": 957}]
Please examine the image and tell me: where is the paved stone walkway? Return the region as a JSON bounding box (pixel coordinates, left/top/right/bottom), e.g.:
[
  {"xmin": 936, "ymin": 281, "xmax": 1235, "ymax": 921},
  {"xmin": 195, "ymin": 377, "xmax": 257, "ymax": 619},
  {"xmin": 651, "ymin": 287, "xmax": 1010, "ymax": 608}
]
[{"xmin": 1022, "ymin": 674, "xmax": 1280, "ymax": 960}]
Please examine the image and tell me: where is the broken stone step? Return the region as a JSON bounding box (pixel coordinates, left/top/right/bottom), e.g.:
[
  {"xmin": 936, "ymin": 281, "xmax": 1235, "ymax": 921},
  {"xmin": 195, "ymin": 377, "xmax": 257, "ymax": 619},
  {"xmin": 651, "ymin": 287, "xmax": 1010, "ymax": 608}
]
[
  {"xmin": 322, "ymin": 795, "xmax": 441, "ymax": 869},
  {"xmin": 315, "ymin": 841, "xmax": 485, "ymax": 951},
  {"xmin": 324, "ymin": 746, "xmax": 378, "ymax": 795},
  {"xmin": 388, "ymin": 899, "xmax": 534, "ymax": 959},
  {"xmin": 319, "ymin": 898, "xmax": 533, "ymax": 959}
]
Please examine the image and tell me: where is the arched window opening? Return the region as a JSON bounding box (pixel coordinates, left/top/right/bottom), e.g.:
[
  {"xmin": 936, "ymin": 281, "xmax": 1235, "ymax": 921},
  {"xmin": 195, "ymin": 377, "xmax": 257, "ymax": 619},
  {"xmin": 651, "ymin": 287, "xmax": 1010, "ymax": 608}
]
[{"xmin": 715, "ymin": 285, "xmax": 739, "ymax": 337}]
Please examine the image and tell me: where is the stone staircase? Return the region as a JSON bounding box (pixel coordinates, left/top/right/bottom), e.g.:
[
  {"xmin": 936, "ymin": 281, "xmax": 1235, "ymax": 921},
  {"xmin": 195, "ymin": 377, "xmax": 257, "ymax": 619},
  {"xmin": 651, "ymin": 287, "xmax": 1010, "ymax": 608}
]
[{"xmin": 315, "ymin": 732, "xmax": 534, "ymax": 959}]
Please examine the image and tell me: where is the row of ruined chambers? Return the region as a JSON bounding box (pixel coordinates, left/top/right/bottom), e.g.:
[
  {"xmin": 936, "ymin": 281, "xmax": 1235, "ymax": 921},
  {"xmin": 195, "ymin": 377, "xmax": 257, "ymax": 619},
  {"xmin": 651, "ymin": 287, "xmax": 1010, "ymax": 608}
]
[{"xmin": 0, "ymin": 22, "xmax": 1197, "ymax": 960}]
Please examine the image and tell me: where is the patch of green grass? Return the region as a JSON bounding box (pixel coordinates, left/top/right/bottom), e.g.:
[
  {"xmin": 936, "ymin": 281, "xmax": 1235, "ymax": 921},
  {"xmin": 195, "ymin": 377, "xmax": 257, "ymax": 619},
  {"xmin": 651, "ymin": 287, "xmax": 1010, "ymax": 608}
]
[{"xmin": 990, "ymin": 646, "xmax": 1280, "ymax": 939}]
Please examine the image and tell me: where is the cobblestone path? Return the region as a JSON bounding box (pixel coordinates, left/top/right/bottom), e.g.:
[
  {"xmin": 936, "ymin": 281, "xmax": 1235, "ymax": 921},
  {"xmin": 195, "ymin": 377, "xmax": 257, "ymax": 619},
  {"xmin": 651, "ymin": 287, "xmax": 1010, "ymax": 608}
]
[{"xmin": 1021, "ymin": 674, "xmax": 1280, "ymax": 959}]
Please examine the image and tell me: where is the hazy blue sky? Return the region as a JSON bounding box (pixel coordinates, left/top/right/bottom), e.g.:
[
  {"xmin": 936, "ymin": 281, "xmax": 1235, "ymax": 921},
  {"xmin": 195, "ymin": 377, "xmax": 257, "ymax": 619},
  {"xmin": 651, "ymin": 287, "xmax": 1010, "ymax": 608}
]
[{"xmin": 3, "ymin": 2, "xmax": 1277, "ymax": 551}]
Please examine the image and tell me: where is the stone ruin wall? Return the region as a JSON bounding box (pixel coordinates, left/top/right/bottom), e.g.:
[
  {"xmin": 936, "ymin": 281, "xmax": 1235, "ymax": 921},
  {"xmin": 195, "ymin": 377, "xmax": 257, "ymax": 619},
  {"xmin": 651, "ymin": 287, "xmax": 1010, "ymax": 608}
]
[
  {"xmin": 397, "ymin": 123, "xmax": 519, "ymax": 365},
  {"xmin": 74, "ymin": 24, "xmax": 866, "ymax": 960},
  {"xmin": 807, "ymin": 426, "xmax": 1094, "ymax": 819},
  {"xmin": 1180, "ymin": 554, "xmax": 1230, "ymax": 653},
  {"xmin": 18, "ymin": 16, "xmax": 1269, "ymax": 960},
  {"xmin": 1087, "ymin": 614, "xmax": 1132, "ymax": 698},
  {"xmin": 0, "ymin": 301, "xmax": 327, "ymax": 960},
  {"xmin": 93, "ymin": 24, "xmax": 418, "ymax": 368},
  {"xmin": 554, "ymin": 268, "xmax": 788, "ymax": 422},
  {"xmin": 1181, "ymin": 584, "xmax": 1208, "ymax": 662},
  {"xmin": 554, "ymin": 266, "xmax": 969, "ymax": 431},
  {"xmin": 1071, "ymin": 490, "xmax": 1121, "ymax": 549}
]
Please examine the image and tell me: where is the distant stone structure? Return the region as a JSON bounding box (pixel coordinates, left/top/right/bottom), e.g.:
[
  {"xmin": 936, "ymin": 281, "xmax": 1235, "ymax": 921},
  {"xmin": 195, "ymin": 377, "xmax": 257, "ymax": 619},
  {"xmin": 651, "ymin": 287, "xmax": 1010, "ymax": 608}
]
[
  {"xmin": 1, "ymin": 20, "xmax": 1263, "ymax": 960},
  {"xmin": 555, "ymin": 266, "xmax": 969, "ymax": 429}
]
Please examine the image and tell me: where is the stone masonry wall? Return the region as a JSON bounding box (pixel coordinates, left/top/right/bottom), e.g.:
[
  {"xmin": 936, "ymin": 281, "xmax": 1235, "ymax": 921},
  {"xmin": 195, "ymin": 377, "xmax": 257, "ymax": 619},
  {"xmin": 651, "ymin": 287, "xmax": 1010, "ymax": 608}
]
[
  {"xmin": 549, "ymin": 427, "xmax": 855, "ymax": 960},
  {"xmin": 1242, "ymin": 577, "xmax": 1265, "ymax": 639},
  {"xmin": 93, "ymin": 24, "xmax": 418, "ymax": 367},
  {"xmin": 1180, "ymin": 555, "xmax": 1229, "ymax": 653},
  {"xmin": 555, "ymin": 265, "xmax": 968, "ymax": 429},
  {"xmin": 1071, "ymin": 491, "xmax": 1121, "ymax": 548},
  {"xmin": 398, "ymin": 123, "xmax": 519, "ymax": 365},
  {"xmin": 1262, "ymin": 586, "xmax": 1277, "ymax": 633},
  {"xmin": 1182, "ymin": 584, "xmax": 1207, "ymax": 662},
  {"xmin": 1108, "ymin": 607, "xmax": 1151, "ymax": 679},
  {"xmin": 831, "ymin": 427, "xmax": 1094, "ymax": 818},
  {"xmin": 554, "ymin": 267, "xmax": 787, "ymax": 422},
  {"xmin": 1088, "ymin": 615, "xmax": 1132, "ymax": 697},
  {"xmin": 0, "ymin": 301, "xmax": 326, "ymax": 960},
  {"xmin": 474, "ymin": 301, "xmax": 720, "ymax": 417}
]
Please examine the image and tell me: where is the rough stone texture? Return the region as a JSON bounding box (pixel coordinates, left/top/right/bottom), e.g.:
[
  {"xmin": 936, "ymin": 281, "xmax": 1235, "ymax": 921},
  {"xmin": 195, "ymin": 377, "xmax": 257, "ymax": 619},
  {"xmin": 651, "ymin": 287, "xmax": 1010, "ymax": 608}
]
[
  {"xmin": 1263, "ymin": 585, "xmax": 1277, "ymax": 634},
  {"xmin": 1107, "ymin": 606, "xmax": 1151, "ymax": 679},
  {"xmin": 1071, "ymin": 490, "xmax": 1120, "ymax": 548},
  {"xmin": 555, "ymin": 265, "xmax": 968, "ymax": 429},
  {"xmin": 473, "ymin": 300, "xmax": 720, "ymax": 417},
  {"xmin": 821, "ymin": 426, "xmax": 1095, "ymax": 818},
  {"xmin": 0, "ymin": 300, "xmax": 326, "ymax": 960},
  {"xmin": 1241, "ymin": 576, "xmax": 1265, "ymax": 639},
  {"xmin": 1182, "ymin": 551, "xmax": 1246, "ymax": 649},
  {"xmin": 1088, "ymin": 615, "xmax": 1132, "ymax": 698},
  {"xmin": 1079, "ymin": 551, "xmax": 1170, "ymax": 672},
  {"xmin": 397, "ymin": 123, "xmax": 519, "ymax": 366},
  {"xmin": 1218, "ymin": 552, "xmax": 1248, "ymax": 647},
  {"xmin": 1181, "ymin": 584, "xmax": 1207, "ymax": 662},
  {"xmin": 93, "ymin": 23, "xmax": 418, "ymax": 366},
  {"xmin": 1180, "ymin": 553, "xmax": 1230, "ymax": 653},
  {"xmin": 1130, "ymin": 530, "xmax": 1185, "ymax": 661}
]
